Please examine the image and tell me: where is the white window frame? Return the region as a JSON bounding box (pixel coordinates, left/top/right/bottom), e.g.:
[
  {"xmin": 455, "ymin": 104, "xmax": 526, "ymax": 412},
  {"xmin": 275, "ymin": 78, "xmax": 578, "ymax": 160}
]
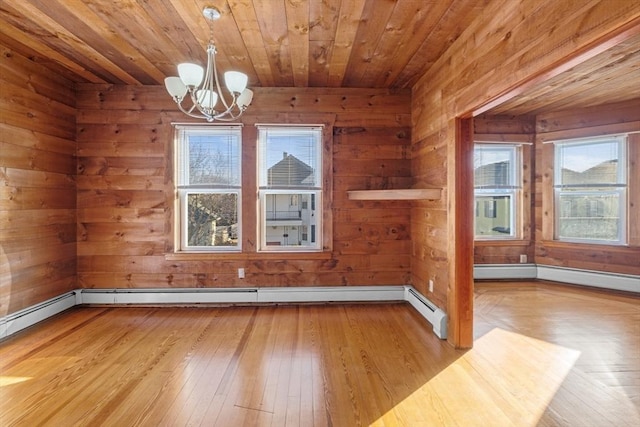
[
  {"xmin": 175, "ymin": 125, "xmax": 242, "ymax": 252},
  {"xmin": 473, "ymin": 144, "xmax": 522, "ymax": 240},
  {"xmin": 553, "ymin": 135, "xmax": 627, "ymax": 245},
  {"xmin": 257, "ymin": 125, "xmax": 323, "ymax": 252}
]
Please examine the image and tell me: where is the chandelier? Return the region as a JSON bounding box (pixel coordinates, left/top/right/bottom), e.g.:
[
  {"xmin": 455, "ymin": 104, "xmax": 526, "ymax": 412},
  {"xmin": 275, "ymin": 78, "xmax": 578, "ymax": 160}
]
[{"xmin": 164, "ymin": 6, "xmax": 253, "ymax": 122}]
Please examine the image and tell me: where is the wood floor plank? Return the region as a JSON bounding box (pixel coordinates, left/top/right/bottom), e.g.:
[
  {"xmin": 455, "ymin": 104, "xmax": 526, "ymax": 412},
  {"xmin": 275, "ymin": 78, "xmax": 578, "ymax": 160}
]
[{"xmin": 1, "ymin": 281, "xmax": 639, "ymax": 426}]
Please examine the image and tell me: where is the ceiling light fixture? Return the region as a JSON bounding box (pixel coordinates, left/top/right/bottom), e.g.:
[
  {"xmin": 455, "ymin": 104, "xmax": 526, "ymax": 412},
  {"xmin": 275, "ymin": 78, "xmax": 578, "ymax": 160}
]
[{"xmin": 164, "ymin": 6, "xmax": 253, "ymax": 122}]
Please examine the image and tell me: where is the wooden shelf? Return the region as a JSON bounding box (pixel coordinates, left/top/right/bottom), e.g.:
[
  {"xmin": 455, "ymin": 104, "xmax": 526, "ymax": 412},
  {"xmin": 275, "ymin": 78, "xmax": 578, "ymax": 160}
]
[{"xmin": 347, "ymin": 189, "xmax": 441, "ymax": 200}]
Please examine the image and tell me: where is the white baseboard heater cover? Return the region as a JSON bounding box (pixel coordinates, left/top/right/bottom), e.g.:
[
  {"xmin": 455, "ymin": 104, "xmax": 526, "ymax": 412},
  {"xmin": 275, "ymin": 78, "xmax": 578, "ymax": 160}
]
[
  {"xmin": 1, "ymin": 286, "xmax": 446, "ymax": 341},
  {"xmin": 0, "ymin": 291, "xmax": 77, "ymax": 340},
  {"xmin": 475, "ymin": 263, "xmax": 639, "ymax": 293},
  {"xmin": 536, "ymin": 265, "xmax": 639, "ymax": 293},
  {"xmin": 405, "ymin": 287, "xmax": 447, "ymax": 339},
  {"xmin": 474, "ymin": 264, "xmax": 537, "ymax": 280}
]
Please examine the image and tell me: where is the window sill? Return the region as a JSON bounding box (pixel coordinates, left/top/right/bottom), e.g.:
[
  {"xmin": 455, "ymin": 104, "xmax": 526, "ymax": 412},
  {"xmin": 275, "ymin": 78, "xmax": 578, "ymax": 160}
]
[
  {"xmin": 166, "ymin": 251, "xmax": 333, "ymax": 261},
  {"xmin": 540, "ymin": 240, "xmax": 635, "ymax": 251},
  {"xmin": 474, "ymin": 239, "xmax": 531, "ymax": 246}
]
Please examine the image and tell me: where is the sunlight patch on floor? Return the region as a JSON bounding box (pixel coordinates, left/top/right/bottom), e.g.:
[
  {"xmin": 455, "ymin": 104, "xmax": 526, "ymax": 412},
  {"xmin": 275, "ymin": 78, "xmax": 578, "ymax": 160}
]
[
  {"xmin": 0, "ymin": 376, "xmax": 32, "ymax": 387},
  {"xmin": 373, "ymin": 328, "xmax": 581, "ymax": 426}
]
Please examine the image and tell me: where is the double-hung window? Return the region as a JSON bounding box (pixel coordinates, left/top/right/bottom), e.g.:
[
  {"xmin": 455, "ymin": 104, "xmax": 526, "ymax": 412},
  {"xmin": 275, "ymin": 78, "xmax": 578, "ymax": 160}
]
[
  {"xmin": 554, "ymin": 135, "xmax": 627, "ymax": 244},
  {"xmin": 474, "ymin": 144, "xmax": 521, "ymax": 239},
  {"xmin": 175, "ymin": 125, "xmax": 242, "ymax": 251},
  {"xmin": 257, "ymin": 126, "xmax": 323, "ymax": 251}
]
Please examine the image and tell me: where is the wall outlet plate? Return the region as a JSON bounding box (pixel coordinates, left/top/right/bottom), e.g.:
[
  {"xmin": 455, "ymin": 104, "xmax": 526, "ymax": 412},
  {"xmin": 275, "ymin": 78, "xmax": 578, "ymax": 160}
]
[{"xmin": 238, "ymin": 268, "xmax": 245, "ymax": 278}]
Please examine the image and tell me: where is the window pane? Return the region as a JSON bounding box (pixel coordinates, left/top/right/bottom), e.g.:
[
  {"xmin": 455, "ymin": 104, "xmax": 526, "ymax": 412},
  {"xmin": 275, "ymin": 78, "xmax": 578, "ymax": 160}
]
[
  {"xmin": 557, "ymin": 192, "xmax": 621, "ymax": 241},
  {"xmin": 475, "ymin": 195, "xmax": 513, "ymax": 237},
  {"xmin": 259, "ymin": 128, "xmax": 321, "ymax": 188},
  {"xmin": 553, "ymin": 136, "xmax": 626, "ymax": 245},
  {"xmin": 186, "ymin": 132, "xmax": 240, "ymax": 186},
  {"xmin": 556, "ymin": 140, "xmax": 620, "ymax": 185},
  {"xmin": 474, "ymin": 146, "xmax": 515, "ymax": 188},
  {"xmin": 186, "ymin": 193, "xmax": 238, "ymax": 247},
  {"xmin": 263, "ymin": 192, "xmax": 319, "ymax": 248}
]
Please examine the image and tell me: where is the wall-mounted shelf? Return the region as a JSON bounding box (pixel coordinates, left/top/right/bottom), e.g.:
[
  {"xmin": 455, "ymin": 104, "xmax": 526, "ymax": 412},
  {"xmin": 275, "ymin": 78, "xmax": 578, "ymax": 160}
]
[{"xmin": 347, "ymin": 189, "xmax": 441, "ymax": 200}]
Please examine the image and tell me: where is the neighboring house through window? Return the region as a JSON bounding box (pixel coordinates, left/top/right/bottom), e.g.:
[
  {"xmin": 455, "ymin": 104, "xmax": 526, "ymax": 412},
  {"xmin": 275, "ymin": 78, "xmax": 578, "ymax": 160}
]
[
  {"xmin": 258, "ymin": 126, "xmax": 322, "ymax": 251},
  {"xmin": 554, "ymin": 135, "xmax": 627, "ymax": 244},
  {"xmin": 474, "ymin": 144, "xmax": 521, "ymax": 239}
]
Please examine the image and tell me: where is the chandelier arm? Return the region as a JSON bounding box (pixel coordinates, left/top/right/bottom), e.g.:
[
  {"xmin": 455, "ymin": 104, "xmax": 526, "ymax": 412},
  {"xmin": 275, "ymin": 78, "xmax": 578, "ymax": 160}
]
[
  {"xmin": 176, "ymin": 101, "xmax": 211, "ymax": 121},
  {"xmin": 210, "ymin": 42, "xmax": 235, "ymax": 112}
]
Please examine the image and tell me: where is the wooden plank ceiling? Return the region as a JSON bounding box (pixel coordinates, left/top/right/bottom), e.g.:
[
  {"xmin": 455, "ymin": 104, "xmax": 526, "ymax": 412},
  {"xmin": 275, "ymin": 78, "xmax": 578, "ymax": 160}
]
[
  {"xmin": 0, "ymin": 0, "xmax": 486, "ymax": 89},
  {"xmin": 0, "ymin": 0, "xmax": 638, "ymax": 115}
]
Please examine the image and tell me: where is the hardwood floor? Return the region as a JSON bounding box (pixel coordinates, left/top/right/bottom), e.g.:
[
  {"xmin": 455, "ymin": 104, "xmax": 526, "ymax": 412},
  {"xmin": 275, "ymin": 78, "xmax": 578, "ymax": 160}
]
[{"xmin": 1, "ymin": 281, "xmax": 638, "ymax": 426}]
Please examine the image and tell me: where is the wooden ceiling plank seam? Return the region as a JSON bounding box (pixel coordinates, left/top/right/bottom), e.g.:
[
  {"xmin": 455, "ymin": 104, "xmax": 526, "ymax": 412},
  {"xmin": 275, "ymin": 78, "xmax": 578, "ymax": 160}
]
[
  {"xmin": 309, "ymin": 0, "xmax": 341, "ymax": 41},
  {"xmin": 253, "ymin": 0, "xmax": 294, "ymax": 86},
  {"xmin": 2, "ymin": 1, "xmax": 139, "ymax": 85},
  {"xmin": 341, "ymin": 0, "xmax": 398, "ymax": 87},
  {"xmin": 285, "ymin": 0, "xmax": 311, "ymax": 87},
  {"xmin": 228, "ymin": 0, "xmax": 277, "ymax": 87},
  {"xmin": 327, "ymin": 0, "xmax": 368, "ymax": 87},
  {"xmin": 308, "ymin": 40, "xmax": 333, "ymax": 87},
  {"xmin": 148, "ymin": 0, "xmax": 210, "ymax": 61},
  {"xmin": 307, "ymin": 0, "xmax": 341, "ymax": 87}
]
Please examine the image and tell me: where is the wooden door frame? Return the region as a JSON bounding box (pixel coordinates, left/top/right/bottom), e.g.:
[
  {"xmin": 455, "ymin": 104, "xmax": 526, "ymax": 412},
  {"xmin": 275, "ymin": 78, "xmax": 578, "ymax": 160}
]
[
  {"xmin": 449, "ymin": 117, "xmax": 475, "ymax": 349},
  {"xmin": 449, "ymin": 19, "xmax": 640, "ymax": 349}
]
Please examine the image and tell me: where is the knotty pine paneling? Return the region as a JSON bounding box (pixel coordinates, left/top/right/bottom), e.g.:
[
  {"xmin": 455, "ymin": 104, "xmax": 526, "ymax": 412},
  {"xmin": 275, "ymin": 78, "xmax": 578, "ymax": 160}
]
[
  {"xmin": 535, "ymin": 100, "xmax": 640, "ymax": 275},
  {"xmin": 0, "ymin": 43, "xmax": 76, "ymax": 316},
  {"xmin": 411, "ymin": 0, "xmax": 640, "ymax": 347},
  {"xmin": 76, "ymin": 85, "xmax": 412, "ymax": 290}
]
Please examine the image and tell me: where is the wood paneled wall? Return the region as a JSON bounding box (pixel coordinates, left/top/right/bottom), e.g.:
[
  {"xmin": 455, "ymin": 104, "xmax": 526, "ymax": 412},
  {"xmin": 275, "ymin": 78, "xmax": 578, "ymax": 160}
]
[
  {"xmin": 76, "ymin": 85, "xmax": 413, "ymax": 290},
  {"xmin": 535, "ymin": 99, "xmax": 640, "ymax": 275},
  {"xmin": 0, "ymin": 43, "xmax": 77, "ymax": 315},
  {"xmin": 411, "ymin": 0, "xmax": 640, "ymax": 347}
]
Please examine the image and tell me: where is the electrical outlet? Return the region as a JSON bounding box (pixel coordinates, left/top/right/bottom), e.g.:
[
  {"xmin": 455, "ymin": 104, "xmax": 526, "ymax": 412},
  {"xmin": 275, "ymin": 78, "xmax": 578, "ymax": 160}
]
[
  {"xmin": 238, "ymin": 268, "xmax": 245, "ymax": 279},
  {"xmin": 519, "ymin": 254, "xmax": 527, "ymax": 264},
  {"xmin": 428, "ymin": 279, "xmax": 434, "ymax": 293}
]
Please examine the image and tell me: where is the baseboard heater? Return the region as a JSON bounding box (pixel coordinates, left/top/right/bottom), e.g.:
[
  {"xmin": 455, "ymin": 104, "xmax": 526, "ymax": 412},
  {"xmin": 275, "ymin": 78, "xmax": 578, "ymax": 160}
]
[
  {"xmin": 405, "ymin": 288, "xmax": 447, "ymax": 339},
  {"xmin": 475, "ymin": 264, "xmax": 639, "ymax": 293},
  {"xmin": 0, "ymin": 291, "xmax": 77, "ymax": 339},
  {"xmin": 1, "ymin": 286, "xmax": 446, "ymax": 341}
]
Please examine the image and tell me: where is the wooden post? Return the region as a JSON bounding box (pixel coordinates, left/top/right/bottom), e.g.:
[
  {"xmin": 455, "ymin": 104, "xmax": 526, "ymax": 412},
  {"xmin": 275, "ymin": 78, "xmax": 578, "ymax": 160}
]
[{"xmin": 449, "ymin": 117, "xmax": 475, "ymax": 348}]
